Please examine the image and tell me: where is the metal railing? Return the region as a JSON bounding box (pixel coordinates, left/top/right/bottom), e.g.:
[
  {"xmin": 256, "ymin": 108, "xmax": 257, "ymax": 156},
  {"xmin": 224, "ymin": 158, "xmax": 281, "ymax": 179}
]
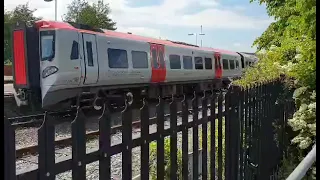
[
  {"xmin": 5, "ymin": 80, "xmax": 296, "ymax": 180},
  {"xmin": 286, "ymin": 144, "xmax": 316, "ymax": 180}
]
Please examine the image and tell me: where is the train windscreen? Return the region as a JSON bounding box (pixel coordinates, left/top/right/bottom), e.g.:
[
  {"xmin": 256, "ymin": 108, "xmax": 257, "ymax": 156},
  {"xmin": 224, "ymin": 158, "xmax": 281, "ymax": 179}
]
[{"xmin": 40, "ymin": 30, "xmax": 55, "ymax": 61}]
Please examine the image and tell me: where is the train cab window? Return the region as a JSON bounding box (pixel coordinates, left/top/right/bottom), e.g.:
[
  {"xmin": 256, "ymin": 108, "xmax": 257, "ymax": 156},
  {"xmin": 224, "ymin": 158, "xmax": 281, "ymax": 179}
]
[
  {"xmin": 70, "ymin": 41, "xmax": 79, "ymax": 60},
  {"xmin": 205, "ymin": 58, "xmax": 212, "ymax": 69},
  {"xmin": 229, "ymin": 60, "xmax": 235, "ymax": 69},
  {"xmin": 183, "ymin": 56, "xmax": 193, "ymax": 69},
  {"xmin": 195, "ymin": 57, "xmax": 203, "ymax": 69},
  {"xmin": 235, "ymin": 60, "xmax": 239, "ymax": 69},
  {"xmin": 108, "ymin": 48, "xmax": 128, "ymax": 68},
  {"xmin": 86, "ymin": 41, "xmax": 94, "ymax": 66},
  {"xmin": 169, "ymin": 54, "xmax": 181, "ymax": 69},
  {"xmin": 132, "ymin": 51, "xmax": 148, "ymax": 68},
  {"xmin": 223, "ymin": 59, "xmax": 229, "ymax": 70},
  {"xmin": 40, "ymin": 31, "xmax": 55, "ymax": 61}
]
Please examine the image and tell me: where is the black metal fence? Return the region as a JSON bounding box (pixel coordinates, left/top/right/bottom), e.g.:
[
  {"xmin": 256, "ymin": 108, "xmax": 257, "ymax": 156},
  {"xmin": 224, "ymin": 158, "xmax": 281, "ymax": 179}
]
[{"xmin": 4, "ymin": 80, "xmax": 295, "ymax": 180}]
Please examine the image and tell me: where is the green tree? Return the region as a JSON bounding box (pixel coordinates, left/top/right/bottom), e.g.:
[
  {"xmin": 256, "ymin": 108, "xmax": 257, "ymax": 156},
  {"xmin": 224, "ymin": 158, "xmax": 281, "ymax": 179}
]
[
  {"xmin": 4, "ymin": 3, "xmax": 41, "ymax": 63},
  {"xmin": 236, "ymin": 0, "xmax": 316, "ymax": 178},
  {"xmin": 250, "ymin": 0, "xmax": 316, "ymax": 89},
  {"xmin": 63, "ymin": 0, "xmax": 116, "ymax": 30}
]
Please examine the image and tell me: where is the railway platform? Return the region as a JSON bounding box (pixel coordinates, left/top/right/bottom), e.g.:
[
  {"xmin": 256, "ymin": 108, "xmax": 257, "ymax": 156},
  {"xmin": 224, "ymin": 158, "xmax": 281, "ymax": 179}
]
[
  {"xmin": 4, "ymin": 76, "xmax": 13, "ymax": 84},
  {"xmin": 4, "ymin": 83, "xmax": 14, "ymax": 97}
]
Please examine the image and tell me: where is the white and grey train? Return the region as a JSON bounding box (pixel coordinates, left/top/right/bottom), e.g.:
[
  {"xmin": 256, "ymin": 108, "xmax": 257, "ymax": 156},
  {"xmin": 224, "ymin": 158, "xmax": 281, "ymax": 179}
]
[{"xmin": 11, "ymin": 20, "xmax": 257, "ymax": 110}]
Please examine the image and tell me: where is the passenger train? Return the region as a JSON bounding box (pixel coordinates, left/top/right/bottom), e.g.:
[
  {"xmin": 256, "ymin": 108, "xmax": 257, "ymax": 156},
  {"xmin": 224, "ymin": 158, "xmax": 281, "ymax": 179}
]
[{"xmin": 11, "ymin": 20, "xmax": 257, "ymax": 110}]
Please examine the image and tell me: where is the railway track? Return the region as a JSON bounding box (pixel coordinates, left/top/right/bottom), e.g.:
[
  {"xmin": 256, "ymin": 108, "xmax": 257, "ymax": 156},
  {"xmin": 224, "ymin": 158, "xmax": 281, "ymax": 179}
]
[
  {"xmin": 8, "ymin": 90, "xmax": 229, "ymax": 161},
  {"xmin": 15, "ymin": 103, "xmax": 224, "ymax": 159}
]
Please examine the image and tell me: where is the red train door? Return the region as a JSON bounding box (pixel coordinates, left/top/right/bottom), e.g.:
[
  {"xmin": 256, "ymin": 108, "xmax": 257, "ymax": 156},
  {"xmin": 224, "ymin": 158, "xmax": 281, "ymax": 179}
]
[
  {"xmin": 214, "ymin": 52, "xmax": 222, "ymax": 79},
  {"xmin": 150, "ymin": 43, "xmax": 166, "ymax": 83}
]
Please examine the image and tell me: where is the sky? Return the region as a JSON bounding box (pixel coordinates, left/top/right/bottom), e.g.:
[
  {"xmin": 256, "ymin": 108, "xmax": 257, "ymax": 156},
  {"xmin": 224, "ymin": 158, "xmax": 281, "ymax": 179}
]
[{"xmin": 4, "ymin": 0, "xmax": 273, "ymax": 52}]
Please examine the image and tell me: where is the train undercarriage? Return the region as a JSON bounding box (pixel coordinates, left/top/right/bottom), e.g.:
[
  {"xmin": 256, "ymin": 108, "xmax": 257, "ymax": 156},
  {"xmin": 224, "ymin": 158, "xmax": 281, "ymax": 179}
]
[{"xmin": 13, "ymin": 78, "xmax": 230, "ymax": 116}]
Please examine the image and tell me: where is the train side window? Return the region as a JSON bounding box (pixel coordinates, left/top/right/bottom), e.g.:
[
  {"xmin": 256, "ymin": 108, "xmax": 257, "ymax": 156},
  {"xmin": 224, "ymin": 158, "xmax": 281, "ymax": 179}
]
[
  {"xmin": 246, "ymin": 61, "xmax": 249, "ymax": 67},
  {"xmin": 132, "ymin": 51, "xmax": 148, "ymax": 68},
  {"xmin": 183, "ymin": 56, "xmax": 193, "ymax": 69},
  {"xmin": 108, "ymin": 48, "xmax": 128, "ymax": 68},
  {"xmin": 235, "ymin": 60, "xmax": 239, "ymax": 69},
  {"xmin": 229, "ymin": 60, "xmax": 235, "ymax": 69},
  {"xmin": 70, "ymin": 41, "xmax": 79, "ymax": 60},
  {"xmin": 223, "ymin": 59, "xmax": 229, "ymax": 70},
  {"xmin": 169, "ymin": 54, "xmax": 181, "ymax": 69},
  {"xmin": 86, "ymin": 41, "xmax": 94, "ymax": 66},
  {"xmin": 195, "ymin": 57, "xmax": 203, "ymax": 69},
  {"xmin": 205, "ymin": 58, "xmax": 212, "ymax": 69}
]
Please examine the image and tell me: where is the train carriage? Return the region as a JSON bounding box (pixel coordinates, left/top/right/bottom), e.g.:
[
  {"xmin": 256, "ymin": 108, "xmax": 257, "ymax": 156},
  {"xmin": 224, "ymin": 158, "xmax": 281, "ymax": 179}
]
[{"xmin": 11, "ymin": 20, "xmax": 257, "ymax": 111}]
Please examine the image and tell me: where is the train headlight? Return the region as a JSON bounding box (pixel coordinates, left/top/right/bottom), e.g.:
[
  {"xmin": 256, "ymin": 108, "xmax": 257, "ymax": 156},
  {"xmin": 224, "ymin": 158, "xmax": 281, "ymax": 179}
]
[{"xmin": 42, "ymin": 66, "xmax": 58, "ymax": 78}]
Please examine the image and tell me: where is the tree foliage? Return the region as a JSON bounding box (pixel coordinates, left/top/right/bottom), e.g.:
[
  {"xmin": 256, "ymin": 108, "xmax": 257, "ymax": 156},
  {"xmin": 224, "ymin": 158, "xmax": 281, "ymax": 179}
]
[
  {"xmin": 63, "ymin": 0, "xmax": 116, "ymax": 30},
  {"xmin": 236, "ymin": 0, "xmax": 316, "ymax": 178},
  {"xmin": 250, "ymin": 0, "xmax": 316, "ymax": 89},
  {"xmin": 4, "ymin": 3, "xmax": 41, "ymax": 63}
]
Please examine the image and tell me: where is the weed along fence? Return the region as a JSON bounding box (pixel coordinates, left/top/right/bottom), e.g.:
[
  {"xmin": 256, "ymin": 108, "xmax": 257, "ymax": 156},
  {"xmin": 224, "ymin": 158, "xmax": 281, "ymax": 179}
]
[{"xmin": 4, "ymin": 80, "xmax": 295, "ymax": 180}]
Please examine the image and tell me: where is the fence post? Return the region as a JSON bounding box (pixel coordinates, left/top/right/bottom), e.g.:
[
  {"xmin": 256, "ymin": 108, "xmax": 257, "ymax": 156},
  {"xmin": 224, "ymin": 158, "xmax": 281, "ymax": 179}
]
[
  {"xmin": 234, "ymin": 87, "xmax": 241, "ymax": 180},
  {"xmin": 181, "ymin": 94, "xmax": 189, "ymax": 180},
  {"xmin": 140, "ymin": 98, "xmax": 150, "ymax": 180},
  {"xmin": 239, "ymin": 87, "xmax": 245, "ymax": 180},
  {"xmin": 99, "ymin": 102, "xmax": 112, "ymax": 179},
  {"xmin": 169, "ymin": 95, "xmax": 178, "ymax": 180},
  {"xmin": 38, "ymin": 112, "xmax": 55, "ymax": 180},
  {"xmin": 224, "ymin": 89, "xmax": 231, "ymax": 180},
  {"xmin": 156, "ymin": 91, "xmax": 165, "ymax": 180},
  {"xmin": 243, "ymin": 86, "xmax": 250, "ymax": 179},
  {"xmin": 4, "ymin": 117, "xmax": 16, "ymax": 180},
  {"xmin": 191, "ymin": 91, "xmax": 199, "ymax": 179},
  {"xmin": 217, "ymin": 92, "xmax": 223, "ymax": 180},
  {"xmin": 122, "ymin": 97, "xmax": 133, "ymax": 180},
  {"xmin": 71, "ymin": 108, "xmax": 86, "ymax": 180},
  {"xmin": 201, "ymin": 92, "xmax": 208, "ymax": 180},
  {"xmin": 209, "ymin": 91, "xmax": 217, "ymax": 180}
]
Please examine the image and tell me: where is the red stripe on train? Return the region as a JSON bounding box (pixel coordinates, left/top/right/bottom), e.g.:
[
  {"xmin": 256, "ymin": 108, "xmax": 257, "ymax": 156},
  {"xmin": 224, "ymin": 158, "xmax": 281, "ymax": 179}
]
[{"xmin": 13, "ymin": 30, "xmax": 27, "ymax": 85}]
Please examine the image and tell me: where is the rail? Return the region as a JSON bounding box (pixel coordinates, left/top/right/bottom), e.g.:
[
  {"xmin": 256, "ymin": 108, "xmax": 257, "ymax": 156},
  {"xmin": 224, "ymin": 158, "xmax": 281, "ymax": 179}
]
[{"xmin": 286, "ymin": 144, "xmax": 316, "ymax": 180}]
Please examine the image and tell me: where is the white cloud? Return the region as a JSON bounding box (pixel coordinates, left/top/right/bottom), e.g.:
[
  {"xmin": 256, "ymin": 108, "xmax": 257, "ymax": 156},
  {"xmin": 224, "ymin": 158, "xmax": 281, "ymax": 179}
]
[
  {"xmin": 5, "ymin": 0, "xmax": 272, "ymax": 30},
  {"xmin": 233, "ymin": 42, "xmax": 241, "ymax": 47},
  {"xmin": 106, "ymin": 0, "xmax": 272, "ymax": 30},
  {"xmin": 116, "ymin": 26, "xmax": 166, "ymax": 39},
  {"xmin": 4, "ymin": 0, "xmax": 270, "ymax": 51}
]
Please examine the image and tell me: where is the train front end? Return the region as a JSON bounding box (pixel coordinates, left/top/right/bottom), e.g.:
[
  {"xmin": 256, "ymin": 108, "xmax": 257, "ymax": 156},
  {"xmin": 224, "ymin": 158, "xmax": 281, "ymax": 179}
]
[{"xmin": 11, "ymin": 21, "xmax": 42, "ymax": 109}]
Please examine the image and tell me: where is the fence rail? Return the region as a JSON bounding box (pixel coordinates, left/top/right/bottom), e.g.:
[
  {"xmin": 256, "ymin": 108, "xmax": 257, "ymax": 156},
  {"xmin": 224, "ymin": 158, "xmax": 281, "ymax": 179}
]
[
  {"xmin": 286, "ymin": 144, "xmax": 316, "ymax": 180},
  {"xmin": 4, "ymin": 80, "xmax": 295, "ymax": 180}
]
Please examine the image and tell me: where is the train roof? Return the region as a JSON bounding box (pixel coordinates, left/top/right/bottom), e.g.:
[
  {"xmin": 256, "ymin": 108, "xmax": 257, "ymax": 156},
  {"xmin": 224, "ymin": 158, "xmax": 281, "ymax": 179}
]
[{"xmin": 35, "ymin": 20, "xmax": 239, "ymax": 56}]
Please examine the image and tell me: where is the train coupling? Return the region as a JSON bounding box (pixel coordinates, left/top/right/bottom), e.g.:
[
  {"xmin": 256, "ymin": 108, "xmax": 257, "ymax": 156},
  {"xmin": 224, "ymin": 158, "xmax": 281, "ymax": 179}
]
[{"xmin": 13, "ymin": 89, "xmax": 29, "ymax": 107}]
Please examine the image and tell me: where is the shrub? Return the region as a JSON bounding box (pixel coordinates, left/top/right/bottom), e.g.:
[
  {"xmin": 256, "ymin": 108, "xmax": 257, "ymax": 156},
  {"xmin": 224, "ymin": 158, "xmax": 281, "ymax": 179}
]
[
  {"xmin": 149, "ymin": 137, "xmax": 183, "ymax": 180},
  {"xmin": 148, "ymin": 117, "xmax": 226, "ymax": 180}
]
